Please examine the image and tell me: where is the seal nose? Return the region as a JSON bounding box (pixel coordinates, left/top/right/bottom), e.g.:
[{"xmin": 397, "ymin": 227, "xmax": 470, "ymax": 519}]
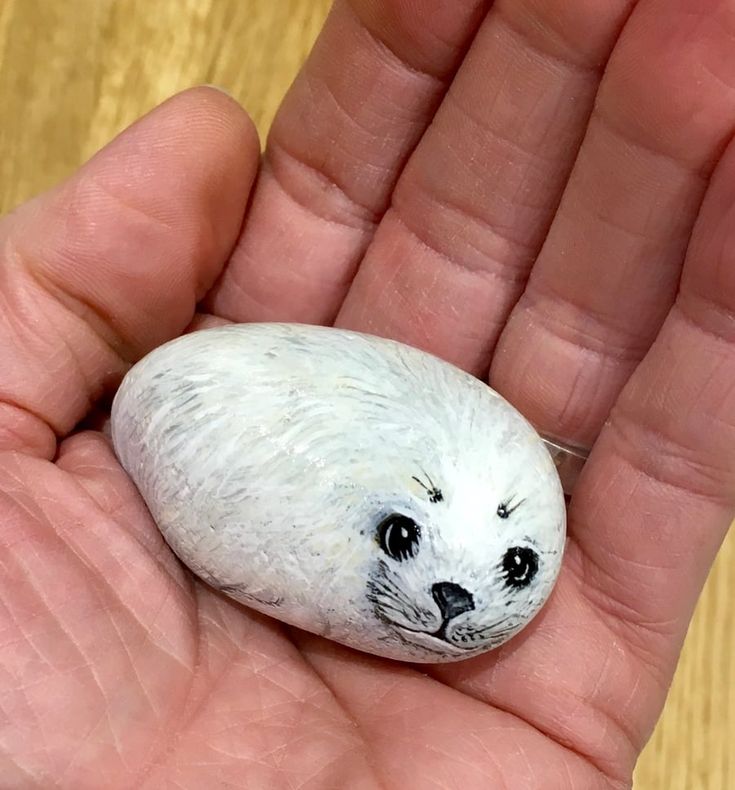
[{"xmin": 432, "ymin": 582, "xmax": 475, "ymax": 621}]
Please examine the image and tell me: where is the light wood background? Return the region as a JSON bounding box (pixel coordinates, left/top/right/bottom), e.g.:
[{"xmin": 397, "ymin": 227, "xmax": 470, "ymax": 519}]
[{"xmin": 1, "ymin": 1, "xmax": 732, "ymax": 787}]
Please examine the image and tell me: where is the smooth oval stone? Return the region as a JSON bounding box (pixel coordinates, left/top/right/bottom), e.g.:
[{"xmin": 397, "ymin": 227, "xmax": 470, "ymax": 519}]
[{"xmin": 111, "ymin": 323, "xmax": 566, "ymax": 662}]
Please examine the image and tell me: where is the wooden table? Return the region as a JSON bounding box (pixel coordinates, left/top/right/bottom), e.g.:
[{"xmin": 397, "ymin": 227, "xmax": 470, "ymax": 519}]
[{"xmin": 1, "ymin": 2, "xmax": 732, "ymax": 787}]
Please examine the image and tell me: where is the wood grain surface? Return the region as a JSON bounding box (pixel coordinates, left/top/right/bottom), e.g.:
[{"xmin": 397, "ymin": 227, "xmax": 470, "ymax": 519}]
[{"xmin": 1, "ymin": 1, "xmax": 732, "ymax": 787}]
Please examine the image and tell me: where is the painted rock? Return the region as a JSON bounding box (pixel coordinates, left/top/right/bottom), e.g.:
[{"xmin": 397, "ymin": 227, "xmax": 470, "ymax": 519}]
[{"xmin": 111, "ymin": 323, "xmax": 566, "ymax": 662}]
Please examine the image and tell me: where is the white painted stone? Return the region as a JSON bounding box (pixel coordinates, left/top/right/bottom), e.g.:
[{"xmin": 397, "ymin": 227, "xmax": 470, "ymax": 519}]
[{"xmin": 111, "ymin": 323, "xmax": 566, "ymax": 662}]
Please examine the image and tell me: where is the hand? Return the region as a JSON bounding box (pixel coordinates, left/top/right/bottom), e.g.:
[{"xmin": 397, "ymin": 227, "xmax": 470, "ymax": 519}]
[{"xmin": 2, "ymin": 2, "xmax": 734, "ymax": 787}]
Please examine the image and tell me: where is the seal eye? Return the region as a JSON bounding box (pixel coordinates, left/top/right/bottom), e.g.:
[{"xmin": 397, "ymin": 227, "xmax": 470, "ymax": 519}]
[
  {"xmin": 378, "ymin": 515, "xmax": 420, "ymax": 562},
  {"xmin": 501, "ymin": 547, "xmax": 539, "ymax": 589}
]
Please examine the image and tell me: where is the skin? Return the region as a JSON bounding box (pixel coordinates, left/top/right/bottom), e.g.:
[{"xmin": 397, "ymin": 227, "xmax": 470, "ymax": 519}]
[{"xmin": 1, "ymin": 0, "xmax": 735, "ymax": 786}]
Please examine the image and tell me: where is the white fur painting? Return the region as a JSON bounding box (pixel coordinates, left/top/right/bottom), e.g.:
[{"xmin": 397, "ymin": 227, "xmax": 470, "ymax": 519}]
[{"xmin": 111, "ymin": 323, "xmax": 566, "ymax": 662}]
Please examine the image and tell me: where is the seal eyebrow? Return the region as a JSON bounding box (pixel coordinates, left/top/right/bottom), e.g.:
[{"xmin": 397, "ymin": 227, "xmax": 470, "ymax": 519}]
[
  {"xmin": 497, "ymin": 496, "xmax": 526, "ymax": 519},
  {"xmin": 412, "ymin": 473, "xmax": 444, "ymax": 504}
]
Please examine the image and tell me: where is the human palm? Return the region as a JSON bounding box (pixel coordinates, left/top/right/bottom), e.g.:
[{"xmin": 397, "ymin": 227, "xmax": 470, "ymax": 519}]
[{"xmin": 3, "ymin": 1, "xmax": 735, "ymax": 787}]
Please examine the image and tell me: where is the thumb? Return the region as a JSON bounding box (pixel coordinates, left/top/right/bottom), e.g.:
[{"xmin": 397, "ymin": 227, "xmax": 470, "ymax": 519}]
[{"xmin": 0, "ymin": 87, "xmax": 259, "ymax": 457}]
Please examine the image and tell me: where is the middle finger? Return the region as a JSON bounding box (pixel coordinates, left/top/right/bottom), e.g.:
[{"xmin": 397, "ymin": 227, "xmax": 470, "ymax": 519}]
[{"xmin": 336, "ymin": 0, "xmax": 638, "ymax": 374}]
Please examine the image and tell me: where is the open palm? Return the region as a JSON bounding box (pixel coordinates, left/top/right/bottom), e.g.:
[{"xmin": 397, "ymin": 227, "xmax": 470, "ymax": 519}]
[{"xmin": 3, "ymin": 1, "xmax": 735, "ymax": 787}]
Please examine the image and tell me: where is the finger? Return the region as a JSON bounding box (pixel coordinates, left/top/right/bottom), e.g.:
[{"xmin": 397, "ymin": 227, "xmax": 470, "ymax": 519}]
[
  {"xmin": 206, "ymin": 0, "xmax": 490, "ymax": 324},
  {"xmin": 431, "ymin": 120, "xmax": 735, "ymax": 781},
  {"xmin": 336, "ymin": 0, "xmax": 637, "ymax": 374},
  {"xmin": 574, "ymin": 130, "xmax": 735, "ymax": 667},
  {"xmin": 0, "ymin": 87, "xmax": 259, "ymax": 457},
  {"xmin": 491, "ymin": 0, "xmax": 735, "ymax": 446}
]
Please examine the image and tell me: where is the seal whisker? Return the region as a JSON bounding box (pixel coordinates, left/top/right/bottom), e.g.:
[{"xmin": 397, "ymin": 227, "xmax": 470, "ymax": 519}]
[
  {"xmin": 368, "ymin": 580, "xmax": 429, "ymax": 627},
  {"xmin": 369, "ymin": 588, "xmax": 424, "ymax": 622},
  {"xmin": 370, "ymin": 577, "xmax": 429, "ymax": 622},
  {"xmin": 369, "ymin": 577, "xmax": 417, "ymax": 610}
]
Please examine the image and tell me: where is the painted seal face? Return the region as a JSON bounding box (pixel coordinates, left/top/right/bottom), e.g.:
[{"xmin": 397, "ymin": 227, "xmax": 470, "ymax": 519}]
[
  {"xmin": 111, "ymin": 323, "xmax": 566, "ymax": 663},
  {"xmin": 303, "ymin": 402, "xmax": 565, "ymax": 661},
  {"xmin": 362, "ymin": 465, "xmax": 562, "ymax": 660}
]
